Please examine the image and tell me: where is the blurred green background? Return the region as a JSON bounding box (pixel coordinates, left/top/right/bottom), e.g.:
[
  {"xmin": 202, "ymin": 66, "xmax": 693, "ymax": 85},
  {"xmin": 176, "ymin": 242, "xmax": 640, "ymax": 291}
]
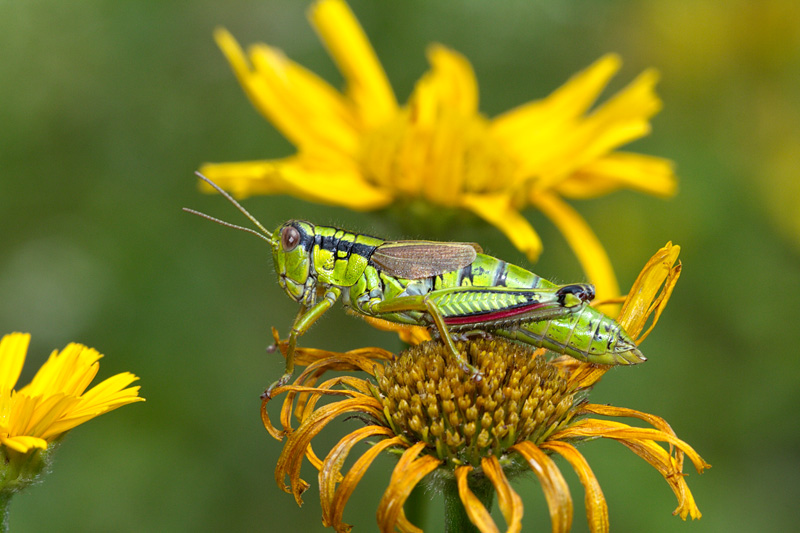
[{"xmin": 2, "ymin": 1, "xmax": 798, "ymax": 531}]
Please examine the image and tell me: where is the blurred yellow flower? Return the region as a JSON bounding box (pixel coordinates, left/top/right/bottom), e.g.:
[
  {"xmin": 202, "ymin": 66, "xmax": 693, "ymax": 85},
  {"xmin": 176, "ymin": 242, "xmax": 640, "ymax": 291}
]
[
  {"xmin": 263, "ymin": 243, "xmax": 707, "ymax": 532},
  {"xmin": 0, "ymin": 333, "xmax": 145, "ymax": 454},
  {"xmin": 199, "ymin": 0, "xmax": 676, "ymax": 302}
]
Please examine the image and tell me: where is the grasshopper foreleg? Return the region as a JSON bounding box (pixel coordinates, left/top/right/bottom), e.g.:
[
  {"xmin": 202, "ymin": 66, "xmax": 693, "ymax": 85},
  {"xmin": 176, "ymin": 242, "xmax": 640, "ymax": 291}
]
[{"xmin": 264, "ymin": 286, "xmax": 342, "ymax": 399}]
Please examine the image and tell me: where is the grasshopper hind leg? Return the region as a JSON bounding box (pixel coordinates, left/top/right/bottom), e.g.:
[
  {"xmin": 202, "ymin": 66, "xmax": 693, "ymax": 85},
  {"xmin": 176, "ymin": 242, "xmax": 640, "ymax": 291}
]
[{"xmin": 422, "ymin": 298, "xmax": 484, "ymax": 381}]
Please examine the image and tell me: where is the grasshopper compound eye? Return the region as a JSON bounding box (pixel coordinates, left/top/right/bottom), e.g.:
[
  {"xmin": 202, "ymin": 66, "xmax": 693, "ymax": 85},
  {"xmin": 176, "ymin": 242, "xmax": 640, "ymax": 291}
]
[
  {"xmin": 556, "ymin": 284, "xmax": 595, "ymax": 308},
  {"xmin": 281, "ymin": 226, "xmax": 301, "ymax": 251}
]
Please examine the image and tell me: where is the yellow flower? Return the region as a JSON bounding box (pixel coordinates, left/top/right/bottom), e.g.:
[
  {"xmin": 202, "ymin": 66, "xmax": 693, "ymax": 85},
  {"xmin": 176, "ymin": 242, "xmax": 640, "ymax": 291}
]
[
  {"xmin": 0, "ymin": 333, "xmax": 145, "ymax": 454},
  {"xmin": 262, "ymin": 243, "xmax": 708, "ymax": 532},
  {"xmin": 199, "ymin": 0, "xmax": 676, "ymax": 302}
]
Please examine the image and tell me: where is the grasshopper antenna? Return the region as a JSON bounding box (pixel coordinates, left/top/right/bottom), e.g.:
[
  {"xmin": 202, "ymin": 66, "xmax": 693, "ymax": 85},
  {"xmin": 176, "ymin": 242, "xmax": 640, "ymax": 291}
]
[{"xmin": 183, "ymin": 171, "xmax": 275, "ymax": 245}]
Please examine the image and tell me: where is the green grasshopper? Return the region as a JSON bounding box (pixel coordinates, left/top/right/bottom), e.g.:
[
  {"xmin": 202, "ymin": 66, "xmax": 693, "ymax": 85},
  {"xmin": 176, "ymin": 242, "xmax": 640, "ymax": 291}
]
[{"xmin": 186, "ymin": 173, "xmax": 645, "ymax": 397}]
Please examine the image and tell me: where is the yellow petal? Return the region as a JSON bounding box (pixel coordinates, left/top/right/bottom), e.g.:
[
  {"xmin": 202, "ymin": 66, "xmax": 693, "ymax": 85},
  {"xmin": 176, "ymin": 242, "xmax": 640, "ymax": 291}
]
[
  {"xmin": 530, "ymin": 69, "xmax": 661, "ymax": 191},
  {"xmin": 460, "ymin": 193, "xmax": 543, "ymax": 262},
  {"xmin": 0, "ymin": 435, "xmax": 47, "ymax": 453},
  {"xmin": 541, "ymin": 441, "xmax": 609, "ymax": 533},
  {"xmin": 199, "ymin": 157, "xmax": 395, "ymax": 209},
  {"xmin": 421, "ymin": 45, "xmax": 479, "ymax": 119},
  {"xmin": 491, "ymin": 54, "xmax": 622, "ymax": 149},
  {"xmin": 20, "ymin": 344, "xmax": 101, "ymax": 397},
  {"xmin": 377, "ymin": 442, "xmax": 440, "ymax": 533},
  {"xmin": 7, "ymin": 394, "xmax": 37, "ymax": 437},
  {"xmin": 214, "ymin": 29, "xmax": 326, "ymax": 153},
  {"xmin": 246, "ymin": 44, "xmax": 360, "ymax": 157},
  {"xmin": 25, "ymin": 394, "xmax": 79, "ymax": 437},
  {"xmin": 512, "ymin": 441, "xmax": 573, "ymax": 533},
  {"xmin": 580, "ymin": 68, "xmax": 661, "ymax": 155},
  {"xmin": 0, "ymin": 332, "xmax": 29, "ymax": 393},
  {"xmin": 562, "ymin": 69, "xmax": 659, "ymax": 181},
  {"xmin": 308, "ymin": 0, "xmax": 397, "ymax": 128},
  {"xmin": 455, "ymin": 465, "xmax": 500, "ymax": 533},
  {"xmin": 556, "ymin": 152, "xmax": 677, "ymax": 199},
  {"xmin": 530, "ymin": 192, "xmax": 620, "ymax": 305},
  {"xmin": 330, "ymin": 435, "xmax": 405, "ymax": 531},
  {"xmin": 482, "ymin": 456, "xmax": 524, "ymax": 533}
]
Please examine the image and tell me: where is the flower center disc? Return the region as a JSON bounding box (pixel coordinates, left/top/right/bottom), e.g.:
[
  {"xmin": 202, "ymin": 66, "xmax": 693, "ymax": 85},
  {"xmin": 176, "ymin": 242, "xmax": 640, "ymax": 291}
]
[{"xmin": 376, "ymin": 338, "xmax": 577, "ymax": 467}]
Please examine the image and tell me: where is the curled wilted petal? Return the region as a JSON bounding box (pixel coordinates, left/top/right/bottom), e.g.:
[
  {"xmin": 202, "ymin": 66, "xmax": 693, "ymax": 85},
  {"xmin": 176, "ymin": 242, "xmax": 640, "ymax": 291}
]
[
  {"xmin": 618, "ymin": 242, "xmax": 681, "ymax": 342},
  {"xmin": 512, "ymin": 441, "xmax": 573, "ymax": 533},
  {"xmin": 263, "ymin": 328, "xmax": 705, "ymax": 531},
  {"xmin": 482, "ymin": 456, "xmax": 523, "ymax": 533},
  {"xmin": 455, "ymin": 465, "xmax": 500, "ymax": 533},
  {"xmin": 540, "ymin": 441, "xmax": 608, "ymax": 533},
  {"xmin": 377, "ymin": 442, "xmax": 440, "ymax": 532},
  {"xmin": 326, "ymin": 434, "xmax": 404, "ymax": 531}
]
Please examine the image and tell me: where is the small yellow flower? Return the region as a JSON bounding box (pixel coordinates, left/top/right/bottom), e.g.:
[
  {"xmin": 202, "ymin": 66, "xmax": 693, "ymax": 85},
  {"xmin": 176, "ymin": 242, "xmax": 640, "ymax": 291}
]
[
  {"xmin": 0, "ymin": 333, "xmax": 145, "ymax": 454},
  {"xmin": 262, "ymin": 243, "xmax": 708, "ymax": 532},
  {"xmin": 199, "ymin": 0, "xmax": 676, "ymax": 302}
]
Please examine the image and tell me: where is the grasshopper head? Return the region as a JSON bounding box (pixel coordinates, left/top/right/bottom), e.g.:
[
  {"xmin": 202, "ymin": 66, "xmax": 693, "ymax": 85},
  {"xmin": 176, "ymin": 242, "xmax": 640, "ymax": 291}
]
[{"xmin": 272, "ymin": 220, "xmax": 317, "ymax": 303}]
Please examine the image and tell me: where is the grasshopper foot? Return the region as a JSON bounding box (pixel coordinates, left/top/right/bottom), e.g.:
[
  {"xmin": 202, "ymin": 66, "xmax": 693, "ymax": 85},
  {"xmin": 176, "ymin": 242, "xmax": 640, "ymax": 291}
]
[
  {"xmin": 457, "ymin": 360, "xmax": 483, "ymax": 382},
  {"xmin": 456, "ymin": 329, "xmax": 494, "ymax": 341}
]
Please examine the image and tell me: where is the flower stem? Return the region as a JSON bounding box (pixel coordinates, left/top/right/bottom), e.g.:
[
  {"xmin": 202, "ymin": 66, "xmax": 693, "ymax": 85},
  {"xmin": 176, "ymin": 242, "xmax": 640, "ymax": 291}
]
[
  {"xmin": 0, "ymin": 491, "xmax": 10, "ymax": 533},
  {"xmin": 443, "ymin": 474, "xmax": 494, "ymax": 533},
  {"xmin": 405, "ymin": 482, "xmax": 427, "ymax": 527}
]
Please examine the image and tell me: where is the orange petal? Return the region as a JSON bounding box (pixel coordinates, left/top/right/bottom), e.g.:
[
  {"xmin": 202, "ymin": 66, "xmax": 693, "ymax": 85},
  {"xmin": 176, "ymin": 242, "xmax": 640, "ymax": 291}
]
[
  {"xmin": 617, "ymin": 242, "xmax": 681, "ymax": 341},
  {"xmin": 275, "ymin": 397, "xmax": 384, "ymax": 505},
  {"xmin": 396, "ymin": 508, "xmax": 424, "ymax": 533},
  {"xmin": 541, "ymin": 441, "xmax": 608, "ymax": 533},
  {"xmin": 357, "ymin": 315, "xmax": 432, "ymax": 345},
  {"xmin": 581, "ymin": 403, "xmax": 677, "ymax": 440},
  {"xmin": 530, "ymin": 192, "xmax": 620, "ymax": 306},
  {"xmin": 377, "ymin": 442, "xmax": 440, "ymax": 533},
  {"xmin": 553, "ymin": 418, "xmax": 709, "ymax": 479},
  {"xmin": 512, "ymin": 441, "xmax": 573, "ymax": 533},
  {"xmin": 262, "ymin": 379, "xmax": 367, "ymax": 440},
  {"xmin": 320, "ymin": 425, "xmax": 395, "ymax": 527},
  {"xmin": 557, "ymin": 360, "xmax": 610, "ymax": 391},
  {"xmin": 329, "ymin": 435, "xmax": 405, "ymax": 531},
  {"xmin": 616, "ymin": 438, "xmax": 703, "ymax": 520},
  {"xmin": 455, "ymin": 465, "xmax": 500, "ymax": 533},
  {"xmin": 308, "ymin": 0, "xmax": 397, "ymax": 128},
  {"xmin": 482, "ymin": 456, "xmax": 524, "ymax": 533}
]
